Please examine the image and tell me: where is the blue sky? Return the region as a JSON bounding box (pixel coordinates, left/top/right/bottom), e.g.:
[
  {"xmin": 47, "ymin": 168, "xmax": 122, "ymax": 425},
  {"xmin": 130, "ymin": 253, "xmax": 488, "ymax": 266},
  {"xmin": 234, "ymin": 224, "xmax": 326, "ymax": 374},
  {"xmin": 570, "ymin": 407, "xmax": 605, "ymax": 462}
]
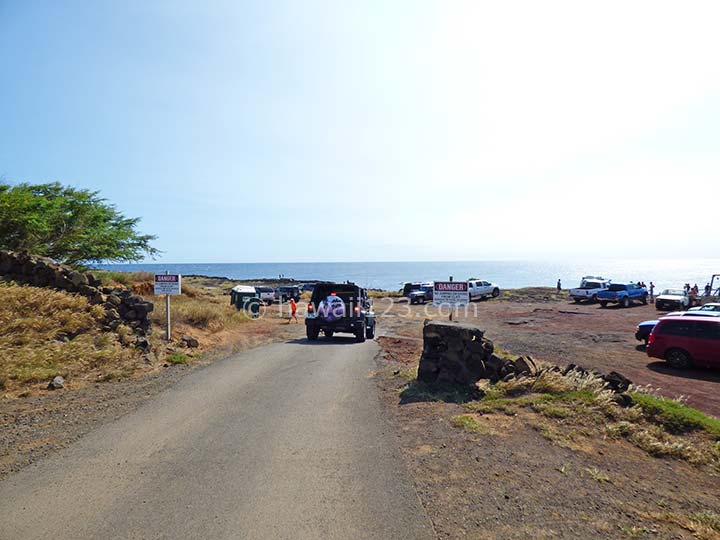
[{"xmin": 1, "ymin": 1, "xmax": 719, "ymax": 262}]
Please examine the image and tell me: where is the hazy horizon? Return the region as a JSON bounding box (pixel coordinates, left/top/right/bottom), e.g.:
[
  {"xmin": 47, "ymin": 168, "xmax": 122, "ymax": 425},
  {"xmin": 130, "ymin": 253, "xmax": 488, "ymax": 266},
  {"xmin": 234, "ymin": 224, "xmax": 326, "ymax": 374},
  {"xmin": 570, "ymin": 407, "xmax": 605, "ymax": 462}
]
[{"xmin": 2, "ymin": 1, "xmax": 718, "ymax": 263}]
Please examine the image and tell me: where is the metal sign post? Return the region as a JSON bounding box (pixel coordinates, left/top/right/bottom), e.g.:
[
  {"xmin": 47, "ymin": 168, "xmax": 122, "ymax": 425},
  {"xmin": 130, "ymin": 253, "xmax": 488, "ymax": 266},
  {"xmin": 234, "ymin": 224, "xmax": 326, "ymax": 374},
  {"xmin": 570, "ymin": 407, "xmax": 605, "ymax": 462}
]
[{"xmin": 154, "ymin": 272, "xmax": 182, "ymax": 341}]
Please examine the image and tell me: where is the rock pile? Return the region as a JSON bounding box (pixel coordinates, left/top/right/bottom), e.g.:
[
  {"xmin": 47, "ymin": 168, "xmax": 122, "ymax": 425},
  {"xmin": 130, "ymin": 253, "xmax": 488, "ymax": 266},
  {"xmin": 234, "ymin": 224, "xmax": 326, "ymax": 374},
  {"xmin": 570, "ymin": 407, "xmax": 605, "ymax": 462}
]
[
  {"xmin": 417, "ymin": 320, "xmax": 633, "ymax": 401},
  {"xmin": 0, "ymin": 250, "xmax": 154, "ymax": 342},
  {"xmin": 417, "ymin": 320, "xmax": 536, "ymax": 385}
]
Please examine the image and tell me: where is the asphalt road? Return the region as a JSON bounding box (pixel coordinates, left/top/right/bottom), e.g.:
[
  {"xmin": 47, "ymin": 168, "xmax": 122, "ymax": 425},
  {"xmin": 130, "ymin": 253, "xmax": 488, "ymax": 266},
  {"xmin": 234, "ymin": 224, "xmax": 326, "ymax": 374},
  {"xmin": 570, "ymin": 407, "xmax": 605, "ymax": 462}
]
[{"xmin": 0, "ymin": 338, "xmax": 435, "ymax": 540}]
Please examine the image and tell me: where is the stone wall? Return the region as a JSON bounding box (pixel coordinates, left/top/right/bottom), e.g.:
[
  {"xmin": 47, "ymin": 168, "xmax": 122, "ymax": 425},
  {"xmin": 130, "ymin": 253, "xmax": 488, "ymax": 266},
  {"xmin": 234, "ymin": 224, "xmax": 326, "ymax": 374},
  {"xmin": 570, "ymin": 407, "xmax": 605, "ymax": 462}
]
[
  {"xmin": 417, "ymin": 320, "xmax": 633, "ymax": 402},
  {"xmin": 0, "ymin": 250, "xmax": 154, "ymax": 345},
  {"xmin": 417, "ymin": 320, "xmax": 536, "ymax": 386}
]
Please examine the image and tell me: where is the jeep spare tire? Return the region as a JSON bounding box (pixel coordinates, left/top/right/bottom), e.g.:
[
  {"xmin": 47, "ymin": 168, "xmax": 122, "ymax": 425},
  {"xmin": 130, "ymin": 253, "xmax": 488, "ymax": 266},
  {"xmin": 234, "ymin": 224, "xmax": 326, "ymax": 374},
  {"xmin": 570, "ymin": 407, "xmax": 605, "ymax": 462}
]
[{"xmin": 318, "ymin": 295, "xmax": 346, "ymax": 321}]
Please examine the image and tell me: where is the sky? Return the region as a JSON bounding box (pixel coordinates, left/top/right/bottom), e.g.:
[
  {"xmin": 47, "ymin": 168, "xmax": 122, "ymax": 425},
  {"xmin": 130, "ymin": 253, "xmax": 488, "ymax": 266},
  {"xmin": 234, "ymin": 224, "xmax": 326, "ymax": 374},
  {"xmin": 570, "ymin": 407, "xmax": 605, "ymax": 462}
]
[{"xmin": 1, "ymin": 0, "xmax": 719, "ymax": 263}]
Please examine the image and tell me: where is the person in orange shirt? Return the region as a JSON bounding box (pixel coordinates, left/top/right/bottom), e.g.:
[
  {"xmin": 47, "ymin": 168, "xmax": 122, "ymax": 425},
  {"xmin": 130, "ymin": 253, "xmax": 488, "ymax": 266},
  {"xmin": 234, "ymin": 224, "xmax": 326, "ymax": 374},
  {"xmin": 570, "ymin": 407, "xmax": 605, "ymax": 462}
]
[{"xmin": 288, "ymin": 297, "xmax": 298, "ymax": 323}]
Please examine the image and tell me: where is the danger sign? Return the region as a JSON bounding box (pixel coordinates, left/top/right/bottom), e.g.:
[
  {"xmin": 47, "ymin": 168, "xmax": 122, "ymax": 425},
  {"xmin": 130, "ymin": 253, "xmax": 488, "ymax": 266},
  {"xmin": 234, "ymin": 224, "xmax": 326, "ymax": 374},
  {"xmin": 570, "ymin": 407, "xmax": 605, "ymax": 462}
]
[
  {"xmin": 433, "ymin": 281, "xmax": 469, "ymax": 306},
  {"xmin": 154, "ymin": 274, "xmax": 182, "ymax": 295}
]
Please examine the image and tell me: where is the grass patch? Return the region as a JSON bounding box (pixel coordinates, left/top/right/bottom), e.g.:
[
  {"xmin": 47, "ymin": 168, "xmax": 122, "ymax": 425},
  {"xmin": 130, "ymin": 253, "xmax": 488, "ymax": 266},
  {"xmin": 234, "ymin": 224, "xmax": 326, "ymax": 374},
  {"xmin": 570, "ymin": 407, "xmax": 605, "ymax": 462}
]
[
  {"xmin": 150, "ymin": 294, "xmax": 251, "ymax": 333},
  {"xmin": 585, "ymin": 467, "xmax": 611, "ymax": 483},
  {"xmin": 0, "ymin": 282, "xmax": 141, "ymax": 392},
  {"xmin": 693, "ymin": 511, "xmax": 720, "ymax": 532},
  {"xmin": 167, "ymin": 353, "xmax": 191, "ymax": 365},
  {"xmin": 93, "ymin": 270, "xmax": 154, "ymax": 287},
  {"xmin": 630, "ymin": 392, "xmax": 720, "ymax": 437}
]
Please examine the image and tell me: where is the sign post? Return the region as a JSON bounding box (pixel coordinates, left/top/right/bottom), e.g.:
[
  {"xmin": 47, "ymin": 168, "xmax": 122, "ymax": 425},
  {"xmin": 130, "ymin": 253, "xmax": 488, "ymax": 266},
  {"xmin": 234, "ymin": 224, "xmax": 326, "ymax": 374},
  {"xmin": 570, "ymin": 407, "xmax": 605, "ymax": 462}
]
[
  {"xmin": 154, "ymin": 272, "xmax": 182, "ymax": 340},
  {"xmin": 433, "ymin": 279, "xmax": 469, "ymax": 321}
]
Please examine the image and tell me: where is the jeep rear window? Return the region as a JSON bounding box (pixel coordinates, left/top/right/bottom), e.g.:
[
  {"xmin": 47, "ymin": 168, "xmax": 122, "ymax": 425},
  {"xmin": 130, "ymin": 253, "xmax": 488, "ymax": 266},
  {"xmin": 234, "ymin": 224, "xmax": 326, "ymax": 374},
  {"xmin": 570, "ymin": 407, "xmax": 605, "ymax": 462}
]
[{"xmin": 608, "ymin": 284, "xmax": 626, "ymax": 291}]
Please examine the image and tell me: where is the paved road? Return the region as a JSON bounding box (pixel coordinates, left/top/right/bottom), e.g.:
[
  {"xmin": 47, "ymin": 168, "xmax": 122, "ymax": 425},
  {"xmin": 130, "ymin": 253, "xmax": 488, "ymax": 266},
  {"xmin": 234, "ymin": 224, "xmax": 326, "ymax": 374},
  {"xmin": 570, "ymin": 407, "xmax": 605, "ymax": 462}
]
[{"xmin": 0, "ymin": 339, "xmax": 435, "ymax": 540}]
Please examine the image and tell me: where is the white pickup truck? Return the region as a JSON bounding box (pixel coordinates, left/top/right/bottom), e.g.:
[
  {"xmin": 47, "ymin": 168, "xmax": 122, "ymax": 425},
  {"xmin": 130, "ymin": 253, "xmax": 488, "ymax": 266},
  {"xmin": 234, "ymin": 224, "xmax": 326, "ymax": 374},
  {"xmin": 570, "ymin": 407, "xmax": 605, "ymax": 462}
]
[
  {"xmin": 468, "ymin": 280, "xmax": 501, "ymax": 300},
  {"xmin": 569, "ymin": 276, "xmax": 610, "ymax": 303}
]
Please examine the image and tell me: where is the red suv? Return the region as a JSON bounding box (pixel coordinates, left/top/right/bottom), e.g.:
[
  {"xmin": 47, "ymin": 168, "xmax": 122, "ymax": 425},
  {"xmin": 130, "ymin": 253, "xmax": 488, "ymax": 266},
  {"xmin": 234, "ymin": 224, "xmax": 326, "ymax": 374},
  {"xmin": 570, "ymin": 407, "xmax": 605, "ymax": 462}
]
[{"xmin": 647, "ymin": 316, "xmax": 720, "ymax": 369}]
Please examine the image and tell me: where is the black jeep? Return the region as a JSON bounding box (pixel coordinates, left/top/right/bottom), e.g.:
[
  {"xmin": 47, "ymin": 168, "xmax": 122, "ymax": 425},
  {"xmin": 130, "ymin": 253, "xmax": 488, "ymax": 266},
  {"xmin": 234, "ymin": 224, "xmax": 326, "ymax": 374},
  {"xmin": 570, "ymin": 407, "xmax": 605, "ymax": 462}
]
[{"xmin": 305, "ymin": 282, "xmax": 376, "ymax": 342}]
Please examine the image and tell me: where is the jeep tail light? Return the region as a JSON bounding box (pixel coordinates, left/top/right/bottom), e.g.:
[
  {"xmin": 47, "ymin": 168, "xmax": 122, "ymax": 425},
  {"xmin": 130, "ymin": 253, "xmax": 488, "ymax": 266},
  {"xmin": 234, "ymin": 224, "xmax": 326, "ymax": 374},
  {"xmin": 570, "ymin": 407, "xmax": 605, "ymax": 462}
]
[
  {"xmin": 354, "ymin": 306, "xmax": 359, "ymax": 313},
  {"xmin": 331, "ymin": 292, "xmax": 337, "ymax": 296},
  {"xmin": 648, "ymin": 332, "xmax": 655, "ymax": 345},
  {"xmin": 307, "ymin": 303, "xmax": 314, "ymax": 312}
]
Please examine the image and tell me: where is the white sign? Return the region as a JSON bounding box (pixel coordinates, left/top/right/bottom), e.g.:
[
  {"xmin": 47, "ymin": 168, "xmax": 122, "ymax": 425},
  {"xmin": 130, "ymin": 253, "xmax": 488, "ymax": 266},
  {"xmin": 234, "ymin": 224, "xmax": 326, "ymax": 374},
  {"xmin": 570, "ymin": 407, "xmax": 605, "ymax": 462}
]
[
  {"xmin": 433, "ymin": 281, "xmax": 469, "ymax": 306},
  {"xmin": 154, "ymin": 274, "xmax": 182, "ymax": 295}
]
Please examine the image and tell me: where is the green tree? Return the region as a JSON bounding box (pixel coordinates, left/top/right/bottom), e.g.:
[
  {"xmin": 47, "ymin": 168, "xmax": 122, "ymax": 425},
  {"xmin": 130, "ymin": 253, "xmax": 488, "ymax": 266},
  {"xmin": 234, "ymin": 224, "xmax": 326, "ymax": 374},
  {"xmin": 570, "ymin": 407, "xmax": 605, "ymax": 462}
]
[{"xmin": 0, "ymin": 181, "xmax": 159, "ymax": 266}]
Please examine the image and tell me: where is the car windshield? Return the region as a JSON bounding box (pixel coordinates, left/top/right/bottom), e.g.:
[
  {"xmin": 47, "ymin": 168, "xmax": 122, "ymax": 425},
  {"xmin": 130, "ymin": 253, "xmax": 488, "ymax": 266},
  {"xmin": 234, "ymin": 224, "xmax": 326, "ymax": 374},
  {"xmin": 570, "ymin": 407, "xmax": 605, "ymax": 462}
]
[
  {"xmin": 421, "ymin": 286, "xmax": 433, "ymax": 292},
  {"xmin": 700, "ymin": 304, "xmax": 720, "ymax": 311},
  {"xmin": 662, "ymin": 289, "xmax": 684, "ymax": 295},
  {"xmin": 608, "ymin": 284, "xmax": 626, "ymax": 291}
]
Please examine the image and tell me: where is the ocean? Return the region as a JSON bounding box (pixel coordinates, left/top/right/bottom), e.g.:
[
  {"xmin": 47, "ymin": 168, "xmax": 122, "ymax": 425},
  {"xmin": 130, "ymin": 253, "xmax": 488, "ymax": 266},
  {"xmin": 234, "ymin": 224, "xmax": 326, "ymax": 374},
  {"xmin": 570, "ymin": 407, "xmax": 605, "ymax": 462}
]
[{"xmin": 95, "ymin": 259, "xmax": 720, "ymax": 293}]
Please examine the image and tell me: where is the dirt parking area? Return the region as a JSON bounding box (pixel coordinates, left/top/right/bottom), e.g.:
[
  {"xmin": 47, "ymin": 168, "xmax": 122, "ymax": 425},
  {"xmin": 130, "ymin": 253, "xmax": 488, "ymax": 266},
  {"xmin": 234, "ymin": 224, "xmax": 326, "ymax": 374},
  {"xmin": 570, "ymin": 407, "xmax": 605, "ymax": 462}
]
[{"xmin": 374, "ymin": 293, "xmax": 720, "ymax": 418}]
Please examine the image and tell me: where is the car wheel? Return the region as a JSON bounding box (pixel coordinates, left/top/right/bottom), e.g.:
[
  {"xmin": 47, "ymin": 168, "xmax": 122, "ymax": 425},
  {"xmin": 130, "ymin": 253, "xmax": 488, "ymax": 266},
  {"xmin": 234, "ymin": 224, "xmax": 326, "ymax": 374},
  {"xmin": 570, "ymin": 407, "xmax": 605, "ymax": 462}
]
[
  {"xmin": 656, "ymin": 303, "xmax": 664, "ymax": 311},
  {"xmin": 622, "ymin": 296, "xmax": 631, "ymax": 308},
  {"xmin": 573, "ymin": 298, "xmax": 580, "ymax": 303},
  {"xmin": 306, "ymin": 327, "xmax": 319, "ymax": 341},
  {"xmin": 665, "ymin": 348, "xmax": 691, "ymax": 369},
  {"xmin": 492, "ymin": 288, "xmax": 500, "ymax": 298},
  {"xmin": 591, "ymin": 294, "xmax": 598, "ymax": 303},
  {"xmin": 641, "ymin": 294, "xmax": 648, "ymax": 305},
  {"xmin": 355, "ymin": 327, "xmax": 366, "ymax": 343},
  {"xmin": 366, "ymin": 325, "xmax": 375, "ymax": 339},
  {"xmin": 323, "ymin": 329, "xmax": 334, "ymax": 339},
  {"xmin": 600, "ymin": 301, "xmax": 608, "ymax": 308},
  {"xmin": 419, "ymin": 297, "xmax": 425, "ymax": 304}
]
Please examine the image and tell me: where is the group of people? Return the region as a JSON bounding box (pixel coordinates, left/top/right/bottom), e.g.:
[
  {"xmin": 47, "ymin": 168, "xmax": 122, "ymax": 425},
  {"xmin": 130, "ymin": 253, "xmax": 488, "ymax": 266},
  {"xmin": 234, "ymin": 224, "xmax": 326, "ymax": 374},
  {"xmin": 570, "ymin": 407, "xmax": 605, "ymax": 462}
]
[{"xmin": 682, "ymin": 283, "xmax": 716, "ymax": 298}]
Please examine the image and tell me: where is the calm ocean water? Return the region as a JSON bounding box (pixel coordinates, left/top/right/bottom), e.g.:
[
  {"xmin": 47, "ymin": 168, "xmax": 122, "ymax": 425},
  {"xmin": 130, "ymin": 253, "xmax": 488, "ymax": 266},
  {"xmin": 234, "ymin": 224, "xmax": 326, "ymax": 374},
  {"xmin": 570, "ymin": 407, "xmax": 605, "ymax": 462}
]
[{"xmin": 95, "ymin": 260, "xmax": 720, "ymax": 292}]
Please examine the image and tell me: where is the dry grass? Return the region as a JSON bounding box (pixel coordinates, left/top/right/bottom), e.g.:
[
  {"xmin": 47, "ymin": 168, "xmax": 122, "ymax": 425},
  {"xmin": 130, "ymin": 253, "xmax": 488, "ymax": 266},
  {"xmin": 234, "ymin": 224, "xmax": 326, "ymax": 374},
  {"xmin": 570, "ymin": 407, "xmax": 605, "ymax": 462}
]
[
  {"xmin": 149, "ymin": 289, "xmax": 251, "ymax": 333},
  {"xmin": 0, "ymin": 282, "xmax": 140, "ymax": 392},
  {"xmin": 462, "ymin": 368, "xmax": 720, "ymax": 468}
]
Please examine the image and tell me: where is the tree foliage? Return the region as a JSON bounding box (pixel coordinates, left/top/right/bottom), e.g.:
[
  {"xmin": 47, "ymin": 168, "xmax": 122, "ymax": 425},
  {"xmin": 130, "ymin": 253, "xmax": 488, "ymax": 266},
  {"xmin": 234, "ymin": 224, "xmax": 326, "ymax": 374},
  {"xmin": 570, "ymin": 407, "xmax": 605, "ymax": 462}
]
[{"xmin": 0, "ymin": 182, "xmax": 159, "ymax": 266}]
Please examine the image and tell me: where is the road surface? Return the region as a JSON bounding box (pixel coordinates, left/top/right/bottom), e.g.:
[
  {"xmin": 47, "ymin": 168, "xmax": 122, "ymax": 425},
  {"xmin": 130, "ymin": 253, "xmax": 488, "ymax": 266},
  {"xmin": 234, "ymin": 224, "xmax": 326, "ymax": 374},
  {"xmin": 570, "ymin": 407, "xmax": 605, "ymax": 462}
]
[{"xmin": 0, "ymin": 339, "xmax": 435, "ymax": 540}]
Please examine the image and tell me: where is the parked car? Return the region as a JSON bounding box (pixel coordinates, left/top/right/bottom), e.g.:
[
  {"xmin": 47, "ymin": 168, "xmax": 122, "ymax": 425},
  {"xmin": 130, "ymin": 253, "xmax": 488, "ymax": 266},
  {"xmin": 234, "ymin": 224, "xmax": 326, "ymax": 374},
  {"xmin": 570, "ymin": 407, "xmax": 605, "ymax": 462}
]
[
  {"xmin": 300, "ymin": 283, "xmax": 316, "ymax": 293},
  {"xmin": 254, "ymin": 285, "xmax": 275, "ymax": 305},
  {"xmin": 409, "ymin": 283, "xmax": 434, "ymax": 304},
  {"xmin": 689, "ymin": 302, "xmax": 720, "ymax": 313},
  {"xmin": 635, "ymin": 320, "xmax": 660, "ymax": 344},
  {"xmin": 230, "ymin": 285, "xmax": 261, "ymax": 316},
  {"xmin": 598, "ymin": 283, "xmax": 648, "ymax": 308},
  {"xmin": 305, "ymin": 282, "xmax": 376, "ymax": 342},
  {"xmin": 468, "ymin": 280, "xmax": 500, "ymax": 301},
  {"xmin": 655, "ymin": 288, "xmax": 691, "ymax": 311},
  {"xmin": 275, "ymin": 285, "xmax": 301, "ymax": 302},
  {"xmin": 635, "ymin": 311, "xmax": 720, "ymax": 344},
  {"xmin": 647, "ymin": 315, "xmax": 720, "ymax": 369},
  {"xmin": 402, "ymin": 282, "xmax": 423, "ymax": 297},
  {"xmin": 569, "ymin": 276, "xmax": 610, "ymax": 303}
]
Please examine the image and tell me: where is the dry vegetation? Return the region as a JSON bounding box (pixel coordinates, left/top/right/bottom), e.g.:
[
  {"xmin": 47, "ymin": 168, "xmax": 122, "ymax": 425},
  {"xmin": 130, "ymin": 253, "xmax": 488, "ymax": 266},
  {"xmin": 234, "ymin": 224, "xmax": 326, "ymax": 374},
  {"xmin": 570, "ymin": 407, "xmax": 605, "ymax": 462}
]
[
  {"xmin": 0, "ymin": 281, "xmax": 139, "ymax": 393},
  {"xmin": 0, "ymin": 273, "xmax": 263, "ymax": 397},
  {"xmin": 403, "ymin": 366, "xmax": 720, "ymax": 469}
]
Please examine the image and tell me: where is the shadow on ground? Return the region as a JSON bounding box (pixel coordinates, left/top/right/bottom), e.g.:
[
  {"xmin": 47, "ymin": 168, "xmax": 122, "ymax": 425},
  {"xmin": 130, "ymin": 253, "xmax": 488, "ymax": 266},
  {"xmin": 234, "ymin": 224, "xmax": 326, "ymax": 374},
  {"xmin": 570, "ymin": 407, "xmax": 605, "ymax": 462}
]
[
  {"xmin": 399, "ymin": 379, "xmax": 478, "ymax": 405},
  {"xmin": 286, "ymin": 336, "xmax": 364, "ymax": 346},
  {"xmin": 646, "ymin": 361, "xmax": 720, "ymax": 383}
]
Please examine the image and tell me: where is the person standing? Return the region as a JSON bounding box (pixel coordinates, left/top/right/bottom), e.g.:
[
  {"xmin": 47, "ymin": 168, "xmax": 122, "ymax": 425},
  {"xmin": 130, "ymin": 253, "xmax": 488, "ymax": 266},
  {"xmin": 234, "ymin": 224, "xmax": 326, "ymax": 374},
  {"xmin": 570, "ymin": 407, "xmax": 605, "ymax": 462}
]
[
  {"xmin": 556, "ymin": 279, "xmax": 562, "ymax": 292},
  {"xmin": 649, "ymin": 282, "xmax": 655, "ymax": 303},
  {"xmin": 288, "ymin": 297, "xmax": 298, "ymax": 323}
]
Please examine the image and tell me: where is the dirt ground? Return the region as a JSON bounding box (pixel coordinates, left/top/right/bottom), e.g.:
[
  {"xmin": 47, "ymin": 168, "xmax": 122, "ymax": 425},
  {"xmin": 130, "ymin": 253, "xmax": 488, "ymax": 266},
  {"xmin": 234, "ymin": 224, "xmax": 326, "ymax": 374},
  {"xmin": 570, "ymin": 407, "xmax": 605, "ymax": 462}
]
[
  {"xmin": 372, "ymin": 293, "xmax": 720, "ymax": 539},
  {"xmin": 374, "ymin": 294, "xmax": 720, "ymax": 418},
  {"xmin": 375, "ymin": 365, "xmax": 720, "ymax": 540}
]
